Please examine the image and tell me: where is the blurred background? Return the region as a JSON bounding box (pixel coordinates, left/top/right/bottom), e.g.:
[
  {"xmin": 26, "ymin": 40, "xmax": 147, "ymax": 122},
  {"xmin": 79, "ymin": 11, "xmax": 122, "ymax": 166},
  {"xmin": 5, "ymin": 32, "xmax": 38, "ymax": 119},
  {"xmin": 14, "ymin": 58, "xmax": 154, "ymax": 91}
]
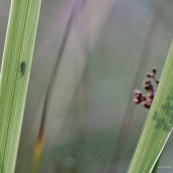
[{"xmin": 1, "ymin": 0, "xmax": 173, "ymax": 173}]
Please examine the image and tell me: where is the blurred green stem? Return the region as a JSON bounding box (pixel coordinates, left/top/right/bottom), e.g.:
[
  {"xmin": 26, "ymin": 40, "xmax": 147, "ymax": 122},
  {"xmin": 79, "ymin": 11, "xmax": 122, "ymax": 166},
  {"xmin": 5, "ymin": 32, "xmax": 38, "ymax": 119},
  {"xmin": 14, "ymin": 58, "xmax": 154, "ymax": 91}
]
[{"xmin": 31, "ymin": 0, "xmax": 80, "ymax": 172}]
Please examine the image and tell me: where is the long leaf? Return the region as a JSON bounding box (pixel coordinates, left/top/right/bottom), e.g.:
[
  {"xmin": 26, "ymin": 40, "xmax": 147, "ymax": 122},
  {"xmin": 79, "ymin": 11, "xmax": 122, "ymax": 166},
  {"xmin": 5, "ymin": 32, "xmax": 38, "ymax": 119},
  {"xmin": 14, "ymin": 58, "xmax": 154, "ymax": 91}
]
[
  {"xmin": 128, "ymin": 40, "xmax": 173, "ymax": 172},
  {"xmin": 0, "ymin": 0, "xmax": 42, "ymax": 172}
]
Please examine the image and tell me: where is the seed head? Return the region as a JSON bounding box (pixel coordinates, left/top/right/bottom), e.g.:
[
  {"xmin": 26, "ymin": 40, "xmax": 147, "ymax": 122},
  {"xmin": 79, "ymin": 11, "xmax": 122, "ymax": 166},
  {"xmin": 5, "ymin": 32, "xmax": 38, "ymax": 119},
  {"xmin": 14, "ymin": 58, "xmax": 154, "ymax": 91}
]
[{"xmin": 133, "ymin": 67, "xmax": 159, "ymax": 109}]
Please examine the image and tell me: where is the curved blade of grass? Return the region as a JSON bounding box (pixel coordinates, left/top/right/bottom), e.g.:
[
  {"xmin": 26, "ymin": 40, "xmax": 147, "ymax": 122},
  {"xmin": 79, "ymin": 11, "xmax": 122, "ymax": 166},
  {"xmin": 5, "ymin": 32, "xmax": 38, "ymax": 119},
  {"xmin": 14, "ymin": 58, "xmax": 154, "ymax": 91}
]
[
  {"xmin": 0, "ymin": 0, "xmax": 42, "ymax": 173},
  {"xmin": 31, "ymin": 0, "xmax": 79, "ymax": 172},
  {"xmin": 128, "ymin": 40, "xmax": 173, "ymax": 173}
]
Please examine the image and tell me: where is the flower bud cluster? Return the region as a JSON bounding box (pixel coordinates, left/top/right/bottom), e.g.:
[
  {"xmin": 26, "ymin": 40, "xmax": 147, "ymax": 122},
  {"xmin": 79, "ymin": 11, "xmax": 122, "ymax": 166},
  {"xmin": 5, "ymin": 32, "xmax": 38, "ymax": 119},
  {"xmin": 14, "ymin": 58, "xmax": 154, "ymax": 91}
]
[{"xmin": 133, "ymin": 67, "xmax": 159, "ymax": 109}]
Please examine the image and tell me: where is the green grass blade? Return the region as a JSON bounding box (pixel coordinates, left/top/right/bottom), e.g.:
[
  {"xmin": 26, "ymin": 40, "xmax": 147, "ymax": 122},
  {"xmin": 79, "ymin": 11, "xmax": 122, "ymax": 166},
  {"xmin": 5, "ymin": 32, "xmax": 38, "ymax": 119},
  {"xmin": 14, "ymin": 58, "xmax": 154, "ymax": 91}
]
[
  {"xmin": 0, "ymin": 0, "xmax": 42, "ymax": 172},
  {"xmin": 151, "ymin": 157, "xmax": 160, "ymax": 173},
  {"xmin": 128, "ymin": 40, "xmax": 173, "ymax": 172}
]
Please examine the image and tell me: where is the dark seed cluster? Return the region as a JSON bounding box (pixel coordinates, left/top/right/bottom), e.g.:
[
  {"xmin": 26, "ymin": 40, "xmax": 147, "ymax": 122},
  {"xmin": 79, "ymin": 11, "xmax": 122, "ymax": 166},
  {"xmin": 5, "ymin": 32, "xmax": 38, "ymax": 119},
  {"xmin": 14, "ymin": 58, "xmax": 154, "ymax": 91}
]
[{"xmin": 133, "ymin": 67, "xmax": 159, "ymax": 109}]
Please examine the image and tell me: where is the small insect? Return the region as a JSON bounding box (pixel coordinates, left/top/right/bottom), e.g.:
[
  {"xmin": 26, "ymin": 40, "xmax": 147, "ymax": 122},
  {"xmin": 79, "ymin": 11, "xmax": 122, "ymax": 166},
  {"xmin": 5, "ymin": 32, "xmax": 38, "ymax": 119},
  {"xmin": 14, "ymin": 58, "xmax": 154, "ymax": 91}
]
[
  {"xmin": 20, "ymin": 61, "xmax": 27, "ymax": 77},
  {"xmin": 18, "ymin": 61, "xmax": 29, "ymax": 79}
]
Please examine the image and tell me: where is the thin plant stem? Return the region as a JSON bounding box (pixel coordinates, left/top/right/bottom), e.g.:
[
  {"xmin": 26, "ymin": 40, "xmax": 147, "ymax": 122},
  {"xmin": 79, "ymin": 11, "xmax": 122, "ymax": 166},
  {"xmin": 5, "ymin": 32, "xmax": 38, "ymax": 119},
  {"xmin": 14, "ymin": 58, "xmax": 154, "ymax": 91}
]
[{"xmin": 31, "ymin": 0, "xmax": 80, "ymax": 172}]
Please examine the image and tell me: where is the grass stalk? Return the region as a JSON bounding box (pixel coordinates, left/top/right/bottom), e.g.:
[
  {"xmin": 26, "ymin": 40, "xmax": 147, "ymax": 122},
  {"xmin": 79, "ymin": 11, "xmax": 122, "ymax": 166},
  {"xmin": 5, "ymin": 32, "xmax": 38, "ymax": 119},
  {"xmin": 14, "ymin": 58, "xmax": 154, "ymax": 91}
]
[
  {"xmin": 128, "ymin": 40, "xmax": 173, "ymax": 172},
  {"xmin": 0, "ymin": 0, "xmax": 42, "ymax": 172},
  {"xmin": 108, "ymin": 1, "xmax": 166, "ymax": 172},
  {"xmin": 31, "ymin": 0, "xmax": 80, "ymax": 172}
]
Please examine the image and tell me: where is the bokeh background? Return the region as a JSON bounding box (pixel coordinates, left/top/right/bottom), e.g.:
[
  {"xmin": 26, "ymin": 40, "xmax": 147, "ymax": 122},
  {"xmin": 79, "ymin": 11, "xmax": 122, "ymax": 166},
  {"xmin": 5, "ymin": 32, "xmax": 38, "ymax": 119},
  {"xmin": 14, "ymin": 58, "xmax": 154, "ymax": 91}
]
[{"xmin": 0, "ymin": 0, "xmax": 173, "ymax": 173}]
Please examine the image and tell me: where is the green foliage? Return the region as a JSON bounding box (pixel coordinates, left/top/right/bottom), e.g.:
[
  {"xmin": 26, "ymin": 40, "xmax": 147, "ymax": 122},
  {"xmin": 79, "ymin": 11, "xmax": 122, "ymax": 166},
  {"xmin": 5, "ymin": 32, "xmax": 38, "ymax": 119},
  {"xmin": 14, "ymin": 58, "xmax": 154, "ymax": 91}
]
[
  {"xmin": 128, "ymin": 40, "xmax": 173, "ymax": 172},
  {"xmin": 0, "ymin": 0, "xmax": 42, "ymax": 172}
]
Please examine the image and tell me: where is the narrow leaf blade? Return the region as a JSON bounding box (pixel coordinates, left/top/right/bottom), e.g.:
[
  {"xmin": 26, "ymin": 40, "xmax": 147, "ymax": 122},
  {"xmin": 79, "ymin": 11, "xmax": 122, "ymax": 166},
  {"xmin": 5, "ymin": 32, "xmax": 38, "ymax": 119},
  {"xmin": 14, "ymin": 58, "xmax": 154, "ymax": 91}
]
[{"xmin": 128, "ymin": 40, "xmax": 173, "ymax": 173}]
